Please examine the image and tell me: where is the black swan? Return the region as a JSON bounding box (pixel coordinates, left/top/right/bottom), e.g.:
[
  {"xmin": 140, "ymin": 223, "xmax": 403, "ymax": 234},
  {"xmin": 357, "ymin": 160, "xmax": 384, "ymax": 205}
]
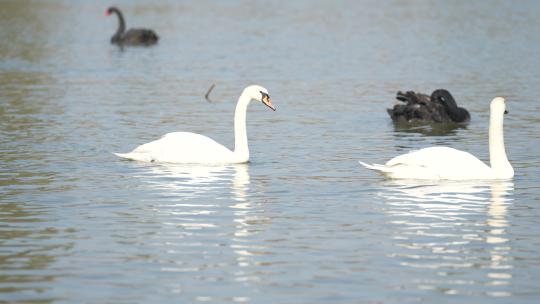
[
  {"xmin": 106, "ymin": 7, "xmax": 159, "ymax": 46},
  {"xmin": 387, "ymin": 89, "xmax": 470, "ymax": 123}
]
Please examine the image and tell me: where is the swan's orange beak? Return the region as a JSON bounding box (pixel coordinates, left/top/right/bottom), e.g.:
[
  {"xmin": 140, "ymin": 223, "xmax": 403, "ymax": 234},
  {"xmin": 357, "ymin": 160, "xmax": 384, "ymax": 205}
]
[
  {"xmin": 105, "ymin": 10, "xmax": 110, "ymax": 16},
  {"xmin": 262, "ymin": 95, "xmax": 276, "ymax": 111}
]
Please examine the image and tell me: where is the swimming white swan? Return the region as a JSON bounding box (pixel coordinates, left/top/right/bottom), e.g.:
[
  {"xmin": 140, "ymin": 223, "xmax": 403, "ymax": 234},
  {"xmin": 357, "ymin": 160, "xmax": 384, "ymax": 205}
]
[
  {"xmin": 115, "ymin": 85, "xmax": 275, "ymax": 164},
  {"xmin": 360, "ymin": 97, "xmax": 513, "ymax": 180}
]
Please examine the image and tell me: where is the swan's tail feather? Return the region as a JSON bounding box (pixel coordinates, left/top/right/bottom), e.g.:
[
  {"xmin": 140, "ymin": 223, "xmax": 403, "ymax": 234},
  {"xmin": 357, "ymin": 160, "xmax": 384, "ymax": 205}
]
[
  {"xmin": 114, "ymin": 152, "xmax": 130, "ymax": 159},
  {"xmin": 114, "ymin": 152, "xmax": 153, "ymax": 162},
  {"xmin": 359, "ymin": 161, "xmax": 392, "ymax": 173}
]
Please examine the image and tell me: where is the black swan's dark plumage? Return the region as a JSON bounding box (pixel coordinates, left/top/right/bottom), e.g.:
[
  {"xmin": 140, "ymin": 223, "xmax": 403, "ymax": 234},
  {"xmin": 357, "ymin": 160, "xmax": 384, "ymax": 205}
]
[
  {"xmin": 106, "ymin": 7, "xmax": 159, "ymax": 46},
  {"xmin": 387, "ymin": 89, "xmax": 470, "ymax": 123}
]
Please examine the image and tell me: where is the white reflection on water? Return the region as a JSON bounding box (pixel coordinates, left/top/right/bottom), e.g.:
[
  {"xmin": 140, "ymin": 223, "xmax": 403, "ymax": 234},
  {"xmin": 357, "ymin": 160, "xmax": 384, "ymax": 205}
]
[
  {"xmin": 137, "ymin": 164, "xmax": 239, "ymax": 193},
  {"xmin": 133, "ymin": 163, "xmax": 255, "ymax": 229},
  {"xmin": 485, "ymin": 182, "xmax": 513, "ymax": 297},
  {"xmin": 228, "ymin": 166, "xmax": 272, "ymax": 282},
  {"xmin": 378, "ymin": 179, "xmax": 514, "ymax": 296},
  {"xmin": 132, "ymin": 162, "xmax": 271, "ymax": 291}
]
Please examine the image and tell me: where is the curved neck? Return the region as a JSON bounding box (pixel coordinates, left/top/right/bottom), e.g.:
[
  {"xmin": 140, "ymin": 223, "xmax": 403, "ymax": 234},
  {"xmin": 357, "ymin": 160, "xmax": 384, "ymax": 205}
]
[
  {"xmin": 112, "ymin": 9, "xmax": 126, "ymax": 37},
  {"xmin": 446, "ymin": 107, "xmax": 470, "ymax": 122},
  {"xmin": 489, "ymin": 112, "xmax": 513, "ymax": 177},
  {"xmin": 233, "ymin": 92, "xmax": 251, "ymax": 160},
  {"xmin": 433, "ymin": 90, "xmax": 470, "ymax": 122}
]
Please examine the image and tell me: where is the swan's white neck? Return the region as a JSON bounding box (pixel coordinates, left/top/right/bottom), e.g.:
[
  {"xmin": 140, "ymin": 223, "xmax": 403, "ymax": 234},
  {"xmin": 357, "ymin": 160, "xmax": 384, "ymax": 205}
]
[
  {"xmin": 233, "ymin": 92, "xmax": 251, "ymax": 161},
  {"xmin": 489, "ymin": 111, "xmax": 513, "ymax": 178}
]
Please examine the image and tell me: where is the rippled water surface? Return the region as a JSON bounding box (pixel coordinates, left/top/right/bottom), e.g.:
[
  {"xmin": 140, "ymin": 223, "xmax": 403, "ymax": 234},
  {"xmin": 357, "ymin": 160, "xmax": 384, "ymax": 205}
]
[{"xmin": 2, "ymin": 0, "xmax": 540, "ymax": 303}]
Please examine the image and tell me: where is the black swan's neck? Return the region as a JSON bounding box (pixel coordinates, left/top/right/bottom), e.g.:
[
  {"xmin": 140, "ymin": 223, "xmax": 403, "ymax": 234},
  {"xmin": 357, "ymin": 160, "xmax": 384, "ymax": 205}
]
[
  {"xmin": 448, "ymin": 107, "xmax": 470, "ymax": 122},
  {"xmin": 432, "ymin": 89, "xmax": 470, "ymax": 122},
  {"xmin": 111, "ymin": 8, "xmax": 126, "ymax": 39}
]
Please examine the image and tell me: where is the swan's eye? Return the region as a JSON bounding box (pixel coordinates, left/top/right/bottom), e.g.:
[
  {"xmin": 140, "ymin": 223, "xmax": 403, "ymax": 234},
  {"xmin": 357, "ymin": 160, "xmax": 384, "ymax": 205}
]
[{"xmin": 260, "ymin": 91, "xmax": 269, "ymax": 101}]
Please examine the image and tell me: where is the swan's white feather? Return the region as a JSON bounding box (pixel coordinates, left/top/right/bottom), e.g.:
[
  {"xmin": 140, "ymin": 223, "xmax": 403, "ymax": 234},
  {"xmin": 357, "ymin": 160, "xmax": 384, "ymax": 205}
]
[
  {"xmin": 361, "ymin": 147, "xmax": 494, "ymax": 180},
  {"xmin": 115, "ymin": 132, "xmax": 239, "ymax": 164}
]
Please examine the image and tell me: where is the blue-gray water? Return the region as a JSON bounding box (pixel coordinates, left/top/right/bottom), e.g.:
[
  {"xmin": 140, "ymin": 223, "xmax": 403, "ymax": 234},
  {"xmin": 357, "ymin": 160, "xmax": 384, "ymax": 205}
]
[{"xmin": 1, "ymin": 0, "xmax": 540, "ymax": 303}]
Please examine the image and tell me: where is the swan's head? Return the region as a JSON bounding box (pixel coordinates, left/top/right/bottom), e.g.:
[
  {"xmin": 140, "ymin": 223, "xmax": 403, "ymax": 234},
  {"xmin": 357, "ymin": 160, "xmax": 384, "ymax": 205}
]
[
  {"xmin": 244, "ymin": 85, "xmax": 276, "ymax": 111},
  {"xmin": 431, "ymin": 89, "xmax": 456, "ymax": 106},
  {"xmin": 105, "ymin": 7, "xmax": 119, "ymax": 16},
  {"xmin": 491, "ymin": 97, "xmax": 508, "ymax": 115}
]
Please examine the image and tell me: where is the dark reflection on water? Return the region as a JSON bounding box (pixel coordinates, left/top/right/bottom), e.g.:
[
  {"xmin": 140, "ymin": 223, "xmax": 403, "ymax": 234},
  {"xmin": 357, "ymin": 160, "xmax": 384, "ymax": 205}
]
[
  {"xmin": 1, "ymin": 0, "xmax": 540, "ymax": 303},
  {"xmin": 392, "ymin": 122, "xmax": 468, "ymax": 137}
]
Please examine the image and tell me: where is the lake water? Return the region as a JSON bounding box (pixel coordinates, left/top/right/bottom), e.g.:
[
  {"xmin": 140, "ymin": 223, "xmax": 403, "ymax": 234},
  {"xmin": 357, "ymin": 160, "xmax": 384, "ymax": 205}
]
[{"xmin": 1, "ymin": 0, "xmax": 540, "ymax": 303}]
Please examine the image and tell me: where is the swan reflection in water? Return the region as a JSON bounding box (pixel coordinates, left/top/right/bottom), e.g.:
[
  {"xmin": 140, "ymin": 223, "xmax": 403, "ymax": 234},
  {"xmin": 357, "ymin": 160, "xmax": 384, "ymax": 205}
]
[
  {"xmin": 132, "ymin": 162, "xmax": 272, "ymax": 289},
  {"xmin": 125, "ymin": 163, "xmax": 255, "ymax": 233},
  {"xmin": 378, "ymin": 179, "xmax": 514, "ymax": 297},
  {"xmin": 134, "ymin": 162, "xmax": 269, "ymax": 234},
  {"xmin": 136, "ymin": 163, "xmax": 250, "ymax": 198},
  {"xmin": 393, "ymin": 122, "xmax": 468, "ymax": 137}
]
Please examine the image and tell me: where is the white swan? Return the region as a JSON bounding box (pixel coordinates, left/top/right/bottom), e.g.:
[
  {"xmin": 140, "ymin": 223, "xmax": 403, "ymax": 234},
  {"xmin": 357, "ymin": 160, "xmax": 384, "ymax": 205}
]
[
  {"xmin": 360, "ymin": 97, "xmax": 513, "ymax": 180},
  {"xmin": 115, "ymin": 85, "xmax": 275, "ymax": 164}
]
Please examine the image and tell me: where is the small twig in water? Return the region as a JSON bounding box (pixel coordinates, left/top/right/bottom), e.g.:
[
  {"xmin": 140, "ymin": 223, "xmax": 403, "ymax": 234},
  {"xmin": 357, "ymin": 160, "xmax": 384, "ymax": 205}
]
[{"xmin": 205, "ymin": 83, "xmax": 216, "ymax": 103}]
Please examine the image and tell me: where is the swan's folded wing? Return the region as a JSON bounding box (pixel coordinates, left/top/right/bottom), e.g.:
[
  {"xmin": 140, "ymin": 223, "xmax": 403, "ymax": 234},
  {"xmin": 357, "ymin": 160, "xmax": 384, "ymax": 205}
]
[
  {"xmin": 130, "ymin": 132, "xmax": 234, "ymax": 163},
  {"xmin": 386, "ymin": 146, "xmax": 488, "ymax": 170}
]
